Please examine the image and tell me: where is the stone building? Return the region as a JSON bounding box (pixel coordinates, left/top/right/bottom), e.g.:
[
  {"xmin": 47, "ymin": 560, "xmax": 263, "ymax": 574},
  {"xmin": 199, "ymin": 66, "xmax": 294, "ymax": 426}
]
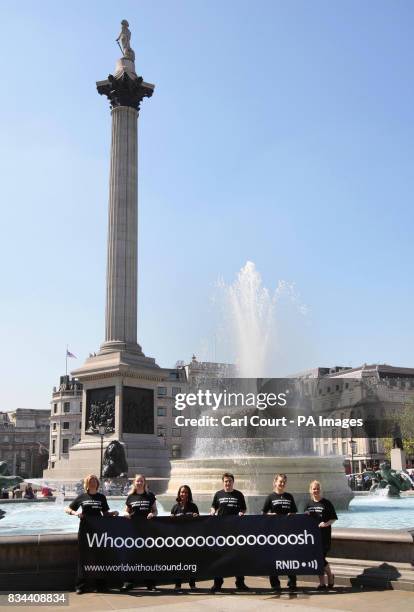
[
  {"xmin": 298, "ymin": 364, "xmax": 414, "ymax": 471},
  {"xmin": 48, "ymin": 375, "xmax": 83, "ymax": 469},
  {"xmin": 156, "ymin": 356, "xmax": 236, "ymax": 459},
  {"xmin": 0, "ymin": 409, "xmax": 49, "ymax": 478}
]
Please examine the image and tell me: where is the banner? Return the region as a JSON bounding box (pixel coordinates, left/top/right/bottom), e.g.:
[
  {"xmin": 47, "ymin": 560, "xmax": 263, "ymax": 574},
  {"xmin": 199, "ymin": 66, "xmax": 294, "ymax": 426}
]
[{"xmin": 79, "ymin": 514, "xmax": 324, "ymax": 582}]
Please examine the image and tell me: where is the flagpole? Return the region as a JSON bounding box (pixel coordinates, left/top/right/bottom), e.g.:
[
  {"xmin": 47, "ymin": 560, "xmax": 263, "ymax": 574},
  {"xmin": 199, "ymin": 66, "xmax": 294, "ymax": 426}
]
[{"xmin": 65, "ymin": 344, "xmax": 68, "ymax": 376}]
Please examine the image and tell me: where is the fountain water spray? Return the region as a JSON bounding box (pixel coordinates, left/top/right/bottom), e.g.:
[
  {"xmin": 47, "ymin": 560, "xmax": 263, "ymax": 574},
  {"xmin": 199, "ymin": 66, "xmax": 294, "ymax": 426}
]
[{"xmin": 217, "ymin": 261, "xmax": 308, "ymax": 377}]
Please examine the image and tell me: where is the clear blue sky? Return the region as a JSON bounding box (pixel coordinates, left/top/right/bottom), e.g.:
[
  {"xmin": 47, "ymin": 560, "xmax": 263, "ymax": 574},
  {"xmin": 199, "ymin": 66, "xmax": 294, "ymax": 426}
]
[{"xmin": 1, "ymin": 0, "xmax": 413, "ymax": 409}]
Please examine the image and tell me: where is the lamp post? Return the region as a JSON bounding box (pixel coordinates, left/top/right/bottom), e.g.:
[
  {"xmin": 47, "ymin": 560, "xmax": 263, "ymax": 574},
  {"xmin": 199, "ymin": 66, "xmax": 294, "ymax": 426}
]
[
  {"xmin": 350, "ymin": 438, "xmax": 357, "ymax": 474},
  {"xmin": 98, "ymin": 425, "xmax": 105, "ymax": 482}
]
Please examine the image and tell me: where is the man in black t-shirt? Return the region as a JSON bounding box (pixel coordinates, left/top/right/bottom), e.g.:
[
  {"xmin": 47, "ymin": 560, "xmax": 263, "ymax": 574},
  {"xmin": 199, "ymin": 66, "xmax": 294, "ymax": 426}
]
[
  {"xmin": 262, "ymin": 473, "xmax": 297, "ymax": 591},
  {"xmin": 210, "ymin": 472, "xmax": 249, "ymax": 592}
]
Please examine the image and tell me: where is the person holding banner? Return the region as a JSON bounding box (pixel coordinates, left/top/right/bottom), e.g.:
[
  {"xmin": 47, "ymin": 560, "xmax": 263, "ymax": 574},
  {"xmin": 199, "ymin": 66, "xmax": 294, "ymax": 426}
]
[
  {"xmin": 262, "ymin": 473, "xmax": 298, "ymax": 592},
  {"xmin": 210, "ymin": 472, "xmax": 250, "ymax": 592},
  {"xmin": 121, "ymin": 474, "xmax": 158, "ymax": 592},
  {"xmin": 171, "ymin": 484, "xmax": 199, "ymax": 590},
  {"xmin": 304, "ymin": 480, "xmax": 337, "ymax": 590},
  {"xmin": 65, "ymin": 474, "xmax": 119, "ymax": 594}
]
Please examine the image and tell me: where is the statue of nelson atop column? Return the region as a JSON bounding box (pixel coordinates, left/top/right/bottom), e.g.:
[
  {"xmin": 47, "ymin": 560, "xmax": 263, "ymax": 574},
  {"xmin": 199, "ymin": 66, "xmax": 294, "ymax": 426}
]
[{"xmin": 116, "ymin": 19, "xmax": 135, "ymax": 62}]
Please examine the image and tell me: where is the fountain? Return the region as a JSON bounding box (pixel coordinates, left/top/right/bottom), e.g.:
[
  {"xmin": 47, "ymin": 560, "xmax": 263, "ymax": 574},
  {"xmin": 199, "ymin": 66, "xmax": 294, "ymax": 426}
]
[
  {"xmin": 0, "ymin": 461, "xmax": 23, "ymax": 490},
  {"xmin": 166, "ymin": 263, "xmax": 353, "ymax": 512},
  {"xmin": 370, "ymin": 461, "xmax": 413, "ymax": 496}
]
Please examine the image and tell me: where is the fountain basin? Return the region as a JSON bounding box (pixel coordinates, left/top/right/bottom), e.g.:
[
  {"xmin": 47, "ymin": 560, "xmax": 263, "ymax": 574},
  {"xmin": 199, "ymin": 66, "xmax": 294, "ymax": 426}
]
[{"xmin": 165, "ymin": 455, "xmax": 353, "ymax": 512}]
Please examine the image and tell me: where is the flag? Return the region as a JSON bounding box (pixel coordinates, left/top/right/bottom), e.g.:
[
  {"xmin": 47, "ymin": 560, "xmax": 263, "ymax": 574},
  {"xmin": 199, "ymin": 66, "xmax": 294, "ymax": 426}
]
[{"xmin": 66, "ymin": 349, "xmax": 77, "ymax": 359}]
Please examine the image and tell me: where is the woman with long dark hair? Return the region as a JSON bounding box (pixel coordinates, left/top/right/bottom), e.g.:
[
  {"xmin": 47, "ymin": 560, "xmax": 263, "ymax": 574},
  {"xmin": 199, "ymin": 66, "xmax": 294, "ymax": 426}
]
[{"xmin": 170, "ymin": 485, "xmax": 199, "ymax": 590}]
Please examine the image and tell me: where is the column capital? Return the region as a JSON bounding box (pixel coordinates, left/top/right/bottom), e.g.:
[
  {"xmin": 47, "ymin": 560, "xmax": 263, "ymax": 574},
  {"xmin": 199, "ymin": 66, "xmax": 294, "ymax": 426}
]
[{"xmin": 97, "ymin": 72, "xmax": 154, "ymax": 112}]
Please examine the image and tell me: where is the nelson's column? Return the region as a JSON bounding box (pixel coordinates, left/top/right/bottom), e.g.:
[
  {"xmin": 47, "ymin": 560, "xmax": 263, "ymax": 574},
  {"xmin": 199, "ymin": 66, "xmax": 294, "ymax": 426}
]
[{"xmin": 44, "ymin": 22, "xmax": 171, "ymax": 483}]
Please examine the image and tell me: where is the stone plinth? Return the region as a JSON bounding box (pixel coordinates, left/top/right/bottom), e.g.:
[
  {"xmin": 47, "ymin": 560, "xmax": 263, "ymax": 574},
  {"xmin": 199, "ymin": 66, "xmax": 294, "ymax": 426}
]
[
  {"xmin": 43, "ymin": 351, "xmax": 171, "ymax": 481},
  {"xmin": 391, "ymin": 447, "xmax": 406, "ymax": 471}
]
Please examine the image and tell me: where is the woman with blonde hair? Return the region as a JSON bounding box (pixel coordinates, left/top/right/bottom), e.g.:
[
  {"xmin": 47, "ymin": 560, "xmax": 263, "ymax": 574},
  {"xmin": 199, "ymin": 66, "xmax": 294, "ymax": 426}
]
[
  {"xmin": 65, "ymin": 474, "xmax": 118, "ymax": 594},
  {"xmin": 121, "ymin": 474, "xmax": 157, "ymax": 592},
  {"xmin": 304, "ymin": 480, "xmax": 338, "ymax": 590},
  {"xmin": 262, "ymin": 473, "xmax": 298, "ymax": 591}
]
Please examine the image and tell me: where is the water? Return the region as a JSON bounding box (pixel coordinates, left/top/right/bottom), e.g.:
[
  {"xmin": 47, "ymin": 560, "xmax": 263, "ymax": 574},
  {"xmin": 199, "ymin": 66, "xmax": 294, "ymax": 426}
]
[
  {"xmin": 335, "ymin": 495, "xmax": 414, "ymax": 530},
  {"xmin": 221, "ymin": 262, "xmax": 276, "ymax": 377},
  {"xmin": 1, "ymin": 496, "xmax": 413, "ymax": 535},
  {"xmin": 0, "ymin": 499, "xmax": 167, "ymax": 536},
  {"xmin": 216, "ymin": 261, "xmax": 308, "ymax": 377}
]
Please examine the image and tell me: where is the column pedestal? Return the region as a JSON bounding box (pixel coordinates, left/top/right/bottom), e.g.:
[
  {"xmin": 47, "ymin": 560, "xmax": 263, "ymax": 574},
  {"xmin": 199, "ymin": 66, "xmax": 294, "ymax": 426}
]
[{"xmin": 391, "ymin": 448, "xmax": 406, "ymax": 471}]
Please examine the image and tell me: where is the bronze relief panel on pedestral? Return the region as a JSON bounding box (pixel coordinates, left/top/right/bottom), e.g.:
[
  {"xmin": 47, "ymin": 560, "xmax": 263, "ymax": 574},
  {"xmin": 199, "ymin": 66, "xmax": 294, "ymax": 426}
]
[
  {"xmin": 122, "ymin": 387, "xmax": 154, "ymax": 434},
  {"xmin": 86, "ymin": 387, "xmax": 116, "ymax": 434}
]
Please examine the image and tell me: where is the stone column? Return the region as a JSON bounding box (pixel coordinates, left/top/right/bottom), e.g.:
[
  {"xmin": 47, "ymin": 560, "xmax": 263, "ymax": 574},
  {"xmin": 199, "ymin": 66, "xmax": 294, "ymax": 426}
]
[
  {"xmin": 97, "ymin": 58, "xmax": 154, "ymax": 355},
  {"xmin": 105, "ymin": 106, "xmax": 138, "ymax": 349}
]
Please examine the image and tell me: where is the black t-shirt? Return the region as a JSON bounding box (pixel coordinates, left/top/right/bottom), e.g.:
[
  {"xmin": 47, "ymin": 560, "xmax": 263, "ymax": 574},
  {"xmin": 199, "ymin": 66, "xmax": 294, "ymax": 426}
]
[
  {"xmin": 211, "ymin": 489, "xmax": 246, "ymax": 516},
  {"xmin": 262, "ymin": 492, "xmax": 297, "ymax": 515},
  {"xmin": 126, "ymin": 491, "xmax": 156, "ymax": 517},
  {"xmin": 69, "ymin": 492, "xmax": 109, "ymax": 517},
  {"xmin": 304, "ymin": 497, "xmax": 338, "ymax": 548},
  {"xmin": 170, "ymin": 502, "xmax": 199, "ymax": 516}
]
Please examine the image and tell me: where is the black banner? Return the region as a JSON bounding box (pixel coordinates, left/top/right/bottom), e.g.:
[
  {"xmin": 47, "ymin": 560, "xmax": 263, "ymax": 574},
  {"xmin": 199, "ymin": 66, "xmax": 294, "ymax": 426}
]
[{"xmin": 79, "ymin": 514, "xmax": 324, "ymax": 582}]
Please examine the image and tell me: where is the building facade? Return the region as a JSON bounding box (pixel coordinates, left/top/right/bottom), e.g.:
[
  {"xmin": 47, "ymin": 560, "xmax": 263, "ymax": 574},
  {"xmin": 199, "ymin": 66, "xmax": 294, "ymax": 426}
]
[
  {"xmin": 298, "ymin": 364, "xmax": 414, "ymax": 471},
  {"xmin": 48, "ymin": 375, "xmax": 83, "ymax": 469},
  {"xmin": 0, "ymin": 409, "xmax": 49, "ymax": 478}
]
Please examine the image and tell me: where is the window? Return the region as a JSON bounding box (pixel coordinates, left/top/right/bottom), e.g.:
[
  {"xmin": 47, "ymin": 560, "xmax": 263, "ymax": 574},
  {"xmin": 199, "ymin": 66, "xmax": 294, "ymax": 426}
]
[
  {"xmin": 63, "ymin": 422, "xmax": 69, "ymax": 430},
  {"xmin": 51, "ymin": 462, "xmax": 55, "ymax": 468},
  {"xmin": 53, "ymin": 404, "xmax": 57, "ymax": 414},
  {"xmin": 171, "ymin": 444, "xmax": 181, "ymax": 458},
  {"xmin": 369, "ymin": 439, "xmax": 378, "ymax": 454},
  {"xmin": 79, "ymin": 401, "xmax": 82, "ymax": 412},
  {"xmin": 157, "ymin": 407, "xmax": 166, "ymax": 417},
  {"xmin": 172, "ymin": 387, "xmax": 181, "ymax": 397},
  {"xmin": 157, "ymin": 387, "xmax": 167, "ymax": 397},
  {"xmin": 345, "ymin": 382, "xmax": 349, "ymax": 389},
  {"xmin": 342, "ymin": 441, "xmax": 347, "ymax": 455},
  {"xmin": 79, "ymin": 422, "xmax": 82, "ymax": 430},
  {"xmin": 52, "ymin": 440, "xmax": 56, "ymax": 454},
  {"xmin": 157, "ymin": 425, "xmax": 166, "ymax": 437},
  {"xmin": 62, "ymin": 439, "xmax": 69, "ymax": 453},
  {"xmin": 53, "ymin": 423, "xmax": 57, "ymax": 431},
  {"xmin": 63, "ymin": 402, "xmax": 70, "ymax": 413},
  {"xmin": 172, "ymin": 427, "xmax": 181, "ymax": 437}
]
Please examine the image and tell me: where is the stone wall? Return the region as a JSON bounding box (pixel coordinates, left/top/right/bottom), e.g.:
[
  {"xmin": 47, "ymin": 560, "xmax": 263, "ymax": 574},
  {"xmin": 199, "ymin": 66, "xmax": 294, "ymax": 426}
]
[{"xmin": 0, "ymin": 529, "xmax": 413, "ymax": 591}]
